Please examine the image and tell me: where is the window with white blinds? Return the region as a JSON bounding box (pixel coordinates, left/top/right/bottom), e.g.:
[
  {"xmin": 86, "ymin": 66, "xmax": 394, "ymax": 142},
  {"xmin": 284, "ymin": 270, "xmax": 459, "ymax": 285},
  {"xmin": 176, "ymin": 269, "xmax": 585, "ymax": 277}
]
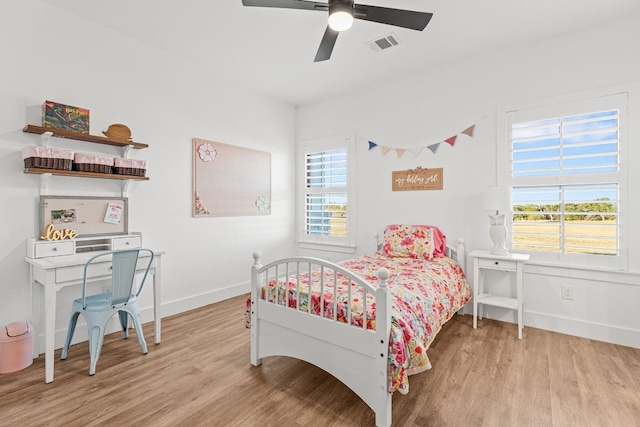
[
  {"xmin": 305, "ymin": 148, "xmax": 348, "ymax": 238},
  {"xmin": 298, "ymin": 135, "xmax": 354, "ymax": 250},
  {"xmin": 504, "ymin": 92, "xmax": 627, "ymax": 268}
]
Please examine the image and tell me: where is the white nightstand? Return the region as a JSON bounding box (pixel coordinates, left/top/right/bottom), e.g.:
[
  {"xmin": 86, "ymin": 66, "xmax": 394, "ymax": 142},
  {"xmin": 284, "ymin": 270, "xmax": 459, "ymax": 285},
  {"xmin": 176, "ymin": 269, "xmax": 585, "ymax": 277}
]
[{"xmin": 470, "ymin": 250, "xmax": 530, "ymax": 339}]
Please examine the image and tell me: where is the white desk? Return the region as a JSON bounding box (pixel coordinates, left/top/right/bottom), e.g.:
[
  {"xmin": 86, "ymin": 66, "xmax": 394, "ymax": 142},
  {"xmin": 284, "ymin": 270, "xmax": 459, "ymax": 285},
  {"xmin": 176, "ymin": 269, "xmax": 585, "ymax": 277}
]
[{"xmin": 25, "ymin": 250, "xmax": 162, "ymax": 383}]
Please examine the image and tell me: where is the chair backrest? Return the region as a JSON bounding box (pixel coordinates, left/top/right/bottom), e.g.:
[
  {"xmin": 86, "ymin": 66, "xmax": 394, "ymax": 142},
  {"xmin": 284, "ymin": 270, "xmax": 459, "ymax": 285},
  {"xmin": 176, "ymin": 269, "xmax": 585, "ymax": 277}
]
[{"xmin": 81, "ymin": 249, "xmax": 154, "ymax": 307}]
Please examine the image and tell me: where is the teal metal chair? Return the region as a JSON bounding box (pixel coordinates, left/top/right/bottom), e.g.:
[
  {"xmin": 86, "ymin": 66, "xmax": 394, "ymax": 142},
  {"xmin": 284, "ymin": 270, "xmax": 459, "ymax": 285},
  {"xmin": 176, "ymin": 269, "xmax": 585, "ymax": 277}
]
[{"xmin": 61, "ymin": 248, "xmax": 154, "ymax": 375}]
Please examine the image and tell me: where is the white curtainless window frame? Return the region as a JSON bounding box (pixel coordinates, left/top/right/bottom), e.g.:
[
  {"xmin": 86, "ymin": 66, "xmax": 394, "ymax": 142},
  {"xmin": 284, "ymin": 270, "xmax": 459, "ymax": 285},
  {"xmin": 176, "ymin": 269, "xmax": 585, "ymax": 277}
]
[
  {"xmin": 297, "ymin": 134, "xmax": 356, "ymax": 253},
  {"xmin": 497, "ymin": 91, "xmax": 628, "ymax": 270}
]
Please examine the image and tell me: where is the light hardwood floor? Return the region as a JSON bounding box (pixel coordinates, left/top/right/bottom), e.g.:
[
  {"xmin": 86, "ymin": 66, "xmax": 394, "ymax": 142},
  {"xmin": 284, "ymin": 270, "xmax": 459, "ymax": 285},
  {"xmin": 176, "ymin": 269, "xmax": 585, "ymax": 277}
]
[{"xmin": 1, "ymin": 295, "xmax": 639, "ymax": 426}]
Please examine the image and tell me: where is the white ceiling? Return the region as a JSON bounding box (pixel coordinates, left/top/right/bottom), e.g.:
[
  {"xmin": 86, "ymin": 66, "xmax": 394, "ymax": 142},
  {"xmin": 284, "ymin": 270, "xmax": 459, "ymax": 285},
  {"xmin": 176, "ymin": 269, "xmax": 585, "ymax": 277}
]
[{"xmin": 45, "ymin": 0, "xmax": 640, "ymax": 106}]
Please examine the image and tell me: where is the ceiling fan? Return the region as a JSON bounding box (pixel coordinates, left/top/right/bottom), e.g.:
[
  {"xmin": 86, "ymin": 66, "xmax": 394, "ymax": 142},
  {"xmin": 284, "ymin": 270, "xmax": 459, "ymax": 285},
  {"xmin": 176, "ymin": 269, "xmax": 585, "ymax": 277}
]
[{"xmin": 241, "ymin": 0, "xmax": 433, "ymax": 62}]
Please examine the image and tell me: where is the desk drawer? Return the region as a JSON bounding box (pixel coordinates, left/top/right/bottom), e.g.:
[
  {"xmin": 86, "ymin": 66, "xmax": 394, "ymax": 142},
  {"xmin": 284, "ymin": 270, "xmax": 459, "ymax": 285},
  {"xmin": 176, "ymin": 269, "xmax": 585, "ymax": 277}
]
[
  {"xmin": 478, "ymin": 258, "xmax": 517, "ymax": 271},
  {"xmin": 55, "ymin": 258, "xmax": 151, "ymax": 284},
  {"xmin": 56, "ymin": 261, "xmax": 113, "ymax": 284},
  {"xmin": 112, "ymin": 236, "xmax": 142, "ymax": 250},
  {"xmin": 33, "ymin": 241, "xmax": 75, "ymax": 258}
]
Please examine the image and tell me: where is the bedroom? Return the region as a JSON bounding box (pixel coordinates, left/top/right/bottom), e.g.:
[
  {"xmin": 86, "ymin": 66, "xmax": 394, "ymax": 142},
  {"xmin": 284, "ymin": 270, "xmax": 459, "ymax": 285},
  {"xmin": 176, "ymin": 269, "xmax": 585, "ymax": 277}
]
[{"xmin": 1, "ymin": 0, "xmax": 639, "ymax": 425}]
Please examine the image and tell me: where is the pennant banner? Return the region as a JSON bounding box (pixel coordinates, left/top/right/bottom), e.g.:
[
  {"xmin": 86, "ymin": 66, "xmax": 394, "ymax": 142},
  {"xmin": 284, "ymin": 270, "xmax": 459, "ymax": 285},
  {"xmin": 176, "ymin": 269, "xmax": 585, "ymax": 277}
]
[{"xmin": 367, "ymin": 119, "xmax": 482, "ymax": 158}]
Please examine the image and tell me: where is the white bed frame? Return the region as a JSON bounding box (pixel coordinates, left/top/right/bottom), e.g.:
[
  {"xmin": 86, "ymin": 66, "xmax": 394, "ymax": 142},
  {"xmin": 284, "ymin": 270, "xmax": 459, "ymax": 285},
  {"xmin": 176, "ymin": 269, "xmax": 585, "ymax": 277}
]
[{"xmin": 250, "ymin": 239, "xmax": 466, "ymax": 427}]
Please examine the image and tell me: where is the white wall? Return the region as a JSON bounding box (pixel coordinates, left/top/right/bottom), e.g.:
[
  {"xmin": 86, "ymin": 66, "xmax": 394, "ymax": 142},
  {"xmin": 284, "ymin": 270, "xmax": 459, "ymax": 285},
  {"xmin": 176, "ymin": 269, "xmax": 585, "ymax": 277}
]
[
  {"xmin": 296, "ymin": 13, "xmax": 640, "ymax": 348},
  {"xmin": 0, "ymin": 1, "xmax": 296, "ymax": 348},
  {"xmin": 2, "ymin": 2, "xmax": 637, "ymax": 353}
]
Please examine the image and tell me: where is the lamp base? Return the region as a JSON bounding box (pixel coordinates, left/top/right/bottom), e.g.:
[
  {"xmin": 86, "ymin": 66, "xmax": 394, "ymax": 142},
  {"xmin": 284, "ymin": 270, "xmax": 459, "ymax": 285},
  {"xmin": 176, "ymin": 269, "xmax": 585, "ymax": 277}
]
[
  {"xmin": 489, "ymin": 245, "xmax": 509, "ymax": 256},
  {"xmin": 489, "ymin": 215, "xmax": 509, "ymax": 256}
]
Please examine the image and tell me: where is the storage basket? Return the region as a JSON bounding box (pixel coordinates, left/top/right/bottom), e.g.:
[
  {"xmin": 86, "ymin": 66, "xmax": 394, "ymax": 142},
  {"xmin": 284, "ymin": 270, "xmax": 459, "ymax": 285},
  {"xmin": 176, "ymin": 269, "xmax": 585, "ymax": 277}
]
[
  {"xmin": 73, "ymin": 153, "xmax": 114, "ymax": 174},
  {"xmin": 113, "ymin": 158, "xmax": 146, "ymax": 177},
  {"xmin": 22, "ymin": 146, "xmax": 74, "ymax": 171}
]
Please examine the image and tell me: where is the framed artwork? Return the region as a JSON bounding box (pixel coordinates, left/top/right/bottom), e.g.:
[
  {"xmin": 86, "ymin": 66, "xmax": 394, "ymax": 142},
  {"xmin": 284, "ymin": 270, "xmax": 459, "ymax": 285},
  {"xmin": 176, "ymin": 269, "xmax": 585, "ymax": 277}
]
[
  {"xmin": 39, "ymin": 196, "xmax": 128, "ymax": 237},
  {"xmin": 192, "ymin": 138, "xmax": 271, "ymax": 217}
]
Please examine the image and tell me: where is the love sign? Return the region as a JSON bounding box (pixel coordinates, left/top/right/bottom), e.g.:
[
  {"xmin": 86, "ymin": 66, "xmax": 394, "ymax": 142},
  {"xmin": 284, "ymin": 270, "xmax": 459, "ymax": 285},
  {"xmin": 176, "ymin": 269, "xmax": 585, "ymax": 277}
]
[{"xmin": 39, "ymin": 223, "xmax": 77, "ymax": 241}]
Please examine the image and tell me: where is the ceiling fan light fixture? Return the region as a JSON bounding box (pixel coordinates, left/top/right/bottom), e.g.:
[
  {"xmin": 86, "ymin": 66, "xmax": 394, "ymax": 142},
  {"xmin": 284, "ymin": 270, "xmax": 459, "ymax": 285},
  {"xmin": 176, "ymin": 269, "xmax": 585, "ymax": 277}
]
[{"xmin": 328, "ymin": 3, "xmax": 353, "ymax": 32}]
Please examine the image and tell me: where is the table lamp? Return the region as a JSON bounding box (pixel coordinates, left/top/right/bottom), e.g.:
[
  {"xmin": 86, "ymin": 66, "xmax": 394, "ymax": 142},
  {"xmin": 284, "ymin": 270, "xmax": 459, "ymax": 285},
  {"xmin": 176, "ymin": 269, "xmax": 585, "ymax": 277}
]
[{"xmin": 484, "ymin": 186, "xmax": 511, "ymax": 255}]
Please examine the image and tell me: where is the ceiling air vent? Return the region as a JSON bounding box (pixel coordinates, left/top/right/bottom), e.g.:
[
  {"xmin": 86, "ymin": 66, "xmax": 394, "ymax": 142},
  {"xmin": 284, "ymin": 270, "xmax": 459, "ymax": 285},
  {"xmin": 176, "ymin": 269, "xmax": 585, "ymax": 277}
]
[{"xmin": 367, "ymin": 33, "xmax": 401, "ymax": 53}]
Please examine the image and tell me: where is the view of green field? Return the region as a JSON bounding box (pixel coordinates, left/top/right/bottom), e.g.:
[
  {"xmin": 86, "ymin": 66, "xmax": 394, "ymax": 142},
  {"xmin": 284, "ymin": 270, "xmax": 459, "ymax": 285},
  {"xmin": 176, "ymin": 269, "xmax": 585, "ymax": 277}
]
[
  {"xmin": 512, "ymin": 220, "xmax": 617, "ymax": 255},
  {"xmin": 321, "ymin": 209, "xmax": 618, "ymax": 255}
]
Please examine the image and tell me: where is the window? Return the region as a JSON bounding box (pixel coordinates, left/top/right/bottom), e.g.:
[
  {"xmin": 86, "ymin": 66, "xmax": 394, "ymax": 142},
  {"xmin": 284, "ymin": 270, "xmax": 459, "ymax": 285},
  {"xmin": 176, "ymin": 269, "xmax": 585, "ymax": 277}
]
[
  {"xmin": 298, "ymin": 135, "xmax": 355, "ymax": 252},
  {"xmin": 501, "ymin": 92, "xmax": 627, "ymax": 269}
]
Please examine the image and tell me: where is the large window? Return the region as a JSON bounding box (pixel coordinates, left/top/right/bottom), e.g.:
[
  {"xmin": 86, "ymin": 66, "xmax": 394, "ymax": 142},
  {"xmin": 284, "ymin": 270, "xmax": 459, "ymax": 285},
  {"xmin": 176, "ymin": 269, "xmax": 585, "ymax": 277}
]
[
  {"xmin": 298, "ymin": 135, "xmax": 355, "ymax": 251},
  {"xmin": 502, "ymin": 92, "xmax": 627, "ymax": 269}
]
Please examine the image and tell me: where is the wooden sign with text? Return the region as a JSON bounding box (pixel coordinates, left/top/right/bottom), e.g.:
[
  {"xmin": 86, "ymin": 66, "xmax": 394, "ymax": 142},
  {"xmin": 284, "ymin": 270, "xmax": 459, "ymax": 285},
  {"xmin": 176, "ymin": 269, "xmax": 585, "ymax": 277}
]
[{"xmin": 392, "ymin": 167, "xmax": 443, "ymax": 191}]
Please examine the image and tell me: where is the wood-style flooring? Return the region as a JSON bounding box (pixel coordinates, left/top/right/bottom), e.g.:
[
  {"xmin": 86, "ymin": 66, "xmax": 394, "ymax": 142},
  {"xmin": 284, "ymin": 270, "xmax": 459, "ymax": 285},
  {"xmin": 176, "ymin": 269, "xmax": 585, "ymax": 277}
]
[{"xmin": 1, "ymin": 295, "xmax": 639, "ymax": 426}]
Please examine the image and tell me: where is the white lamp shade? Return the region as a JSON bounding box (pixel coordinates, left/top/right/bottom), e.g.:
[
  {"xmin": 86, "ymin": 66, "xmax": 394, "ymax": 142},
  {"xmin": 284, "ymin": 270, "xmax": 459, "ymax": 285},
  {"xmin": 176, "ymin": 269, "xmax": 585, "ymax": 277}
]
[{"xmin": 484, "ymin": 186, "xmax": 511, "ymax": 212}]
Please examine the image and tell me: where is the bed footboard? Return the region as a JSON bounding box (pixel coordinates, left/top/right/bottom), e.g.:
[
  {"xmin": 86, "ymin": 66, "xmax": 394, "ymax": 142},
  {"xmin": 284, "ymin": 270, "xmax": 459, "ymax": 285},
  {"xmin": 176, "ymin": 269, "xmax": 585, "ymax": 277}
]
[{"xmin": 250, "ymin": 252, "xmax": 392, "ymax": 427}]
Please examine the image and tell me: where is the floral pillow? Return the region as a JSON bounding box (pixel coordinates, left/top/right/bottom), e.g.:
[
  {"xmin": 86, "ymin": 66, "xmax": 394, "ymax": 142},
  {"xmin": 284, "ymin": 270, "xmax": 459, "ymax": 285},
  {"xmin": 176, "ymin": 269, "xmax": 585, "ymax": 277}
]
[{"xmin": 382, "ymin": 224, "xmax": 436, "ymax": 260}]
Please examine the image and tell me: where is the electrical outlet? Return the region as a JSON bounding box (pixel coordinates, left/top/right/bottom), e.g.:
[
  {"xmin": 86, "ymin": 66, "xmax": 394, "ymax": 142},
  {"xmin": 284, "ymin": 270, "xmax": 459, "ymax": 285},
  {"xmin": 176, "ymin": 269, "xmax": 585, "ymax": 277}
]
[{"xmin": 561, "ymin": 285, "xmax": 574, "ymax": 300}]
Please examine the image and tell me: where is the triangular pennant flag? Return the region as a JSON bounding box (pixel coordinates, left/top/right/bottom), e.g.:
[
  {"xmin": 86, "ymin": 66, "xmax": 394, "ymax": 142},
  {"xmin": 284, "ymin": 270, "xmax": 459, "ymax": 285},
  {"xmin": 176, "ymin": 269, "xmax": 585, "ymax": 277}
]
[
  {"xmin": 368, "ymin": 120, "xmax": 478, "ymax": 157},
  {"xmin": 461, "ymin": 124, "xmax": 476, "ymax": 138},
  {"xmin": 408, "ymin": 147, "xmax": 424, "ymax": 157},
  {"xmin": 427, "ymin": 143, "xmax": 440, "ymax": 154}
]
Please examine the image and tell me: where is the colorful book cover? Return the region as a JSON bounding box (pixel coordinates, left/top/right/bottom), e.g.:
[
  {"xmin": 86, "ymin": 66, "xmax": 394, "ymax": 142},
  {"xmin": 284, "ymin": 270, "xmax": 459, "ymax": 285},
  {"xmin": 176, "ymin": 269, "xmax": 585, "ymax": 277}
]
[{"xmin": 42, "ymin": 100, "xmax": 90, "ymax": 134}]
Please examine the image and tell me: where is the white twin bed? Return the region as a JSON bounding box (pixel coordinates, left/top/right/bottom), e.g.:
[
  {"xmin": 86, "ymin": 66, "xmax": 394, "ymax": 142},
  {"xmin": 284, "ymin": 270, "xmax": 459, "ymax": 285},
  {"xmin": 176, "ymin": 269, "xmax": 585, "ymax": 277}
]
[{"xmin": 248, "ymin": 225, "xmax": 472, "ymax": 426}]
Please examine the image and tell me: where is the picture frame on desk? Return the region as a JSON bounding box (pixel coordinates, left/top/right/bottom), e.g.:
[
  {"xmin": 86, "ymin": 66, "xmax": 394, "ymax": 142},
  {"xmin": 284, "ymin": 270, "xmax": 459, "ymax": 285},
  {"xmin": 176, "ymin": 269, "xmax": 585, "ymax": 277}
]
[{"xmin": 39, "ymin": 195, "xmax": 128, "ymax": 237}]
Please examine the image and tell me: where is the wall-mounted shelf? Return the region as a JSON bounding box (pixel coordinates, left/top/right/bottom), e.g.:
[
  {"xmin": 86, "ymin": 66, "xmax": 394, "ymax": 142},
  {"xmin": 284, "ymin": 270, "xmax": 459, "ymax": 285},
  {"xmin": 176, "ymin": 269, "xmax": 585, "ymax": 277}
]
[
  {"xmin": 24, "ymin": 167, "xmax": 149, "ymax": 181},
  {"xmin": 23, "ymin": 124, "xmax": 148, "ymax": 149},
  {"xmin": 22, "ymin": 124, "xmax": 149, "ymax": 197}
]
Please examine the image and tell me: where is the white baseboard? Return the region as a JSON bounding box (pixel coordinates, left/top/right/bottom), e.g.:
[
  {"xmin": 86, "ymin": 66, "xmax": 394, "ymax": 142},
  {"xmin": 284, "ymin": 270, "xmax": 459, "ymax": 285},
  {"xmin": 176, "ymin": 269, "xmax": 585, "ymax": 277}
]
[
  {"xmin": 473, "ymin": 305, "xmax": 640, "ymax": 349},
  {"xmin": 40, "ymin": 282, "xmax": 639, "ymax": 354},
  {"xmin": 524, "ymin": 310, "xmax": 640, "ymax": 349},
  {"xmin": 159, "ymin": 281, "xmax": 250, "ymax": 319},
  {"xmin": 39, "ymin": 281, "xmax": 251, "ymax": 353}
]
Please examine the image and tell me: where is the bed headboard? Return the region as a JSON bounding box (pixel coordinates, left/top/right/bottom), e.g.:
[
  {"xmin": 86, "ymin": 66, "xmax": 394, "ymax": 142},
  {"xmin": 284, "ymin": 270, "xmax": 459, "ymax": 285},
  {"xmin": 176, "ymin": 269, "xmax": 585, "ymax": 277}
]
[{"xmin": 446, "ymin": 238, "xmax": 466, "ymax": 273}]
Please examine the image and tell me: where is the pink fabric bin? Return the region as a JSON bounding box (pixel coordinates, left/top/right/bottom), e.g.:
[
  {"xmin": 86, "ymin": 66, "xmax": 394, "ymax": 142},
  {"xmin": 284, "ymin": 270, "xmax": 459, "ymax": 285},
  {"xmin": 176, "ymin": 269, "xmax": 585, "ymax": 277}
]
[
  {"xmin": 0, "ymin": 322, "xmax": 34, "ymax": 374},
  {"xmin": 73, "ymin": 152, "xmax": 114, "ymax": 174},
  {"xmin": 113, "ymin": 157, "xmax": 146, "ymax": 176},
  {"xmin": 22, "ymin": 145, "xmax": 74, "ymax": 170}
]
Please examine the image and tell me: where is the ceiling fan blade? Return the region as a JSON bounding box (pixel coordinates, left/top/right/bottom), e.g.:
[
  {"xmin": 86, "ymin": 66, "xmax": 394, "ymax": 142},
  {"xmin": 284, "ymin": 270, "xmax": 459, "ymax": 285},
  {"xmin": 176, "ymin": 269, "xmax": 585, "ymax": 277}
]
[
  {"xmin": 242, "ymin": 0, "xmax": 327, "ymax": 11},
  {"xmin": 354, "ymin": 4, "xmax": 432, "ymax": 31},
  {"xmin": 314, "ymin": 26, "xmax": 339, "ymax": 62}
]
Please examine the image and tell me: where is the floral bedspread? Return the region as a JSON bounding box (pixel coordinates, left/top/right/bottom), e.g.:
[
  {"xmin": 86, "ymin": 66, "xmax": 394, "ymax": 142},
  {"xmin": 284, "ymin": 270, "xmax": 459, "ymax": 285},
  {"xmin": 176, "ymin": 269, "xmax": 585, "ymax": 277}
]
[{"xmin": 246, "ymin": 252, "xmax": 472, "ymax": 395}]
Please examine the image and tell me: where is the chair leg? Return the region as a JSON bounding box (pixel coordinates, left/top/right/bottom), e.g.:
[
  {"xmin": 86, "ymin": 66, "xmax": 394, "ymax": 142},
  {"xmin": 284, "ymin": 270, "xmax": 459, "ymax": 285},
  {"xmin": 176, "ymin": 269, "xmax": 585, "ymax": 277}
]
[
  {"xmin": 129, "ymin": 310, "xmax": 148, "ymax": 355},
  {"xmin": 61, "ymin": 311, "xmax": 81, "ymax": 360},
  {"xmin": 87, "ymin": 323, "xmax": 106, "ymax": 376},
  {"xmin": 118, "ymin": 311, "xmax": 130, "ymax": 339}
]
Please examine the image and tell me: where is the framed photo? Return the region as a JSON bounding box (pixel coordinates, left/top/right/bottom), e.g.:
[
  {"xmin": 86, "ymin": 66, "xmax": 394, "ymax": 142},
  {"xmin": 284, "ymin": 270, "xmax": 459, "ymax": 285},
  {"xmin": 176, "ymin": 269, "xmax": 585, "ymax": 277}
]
[{"xmin": 39, "ymin": 196, "xmax": 128, "ymax": 237}]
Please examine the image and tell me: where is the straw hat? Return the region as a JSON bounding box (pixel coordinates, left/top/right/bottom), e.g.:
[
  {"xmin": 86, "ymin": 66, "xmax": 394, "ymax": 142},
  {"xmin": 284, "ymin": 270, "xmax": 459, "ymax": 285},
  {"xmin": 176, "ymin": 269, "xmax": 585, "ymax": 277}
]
[{"xmin": 103, "ymin": 124, "xmax": 132, "ymax": 141}]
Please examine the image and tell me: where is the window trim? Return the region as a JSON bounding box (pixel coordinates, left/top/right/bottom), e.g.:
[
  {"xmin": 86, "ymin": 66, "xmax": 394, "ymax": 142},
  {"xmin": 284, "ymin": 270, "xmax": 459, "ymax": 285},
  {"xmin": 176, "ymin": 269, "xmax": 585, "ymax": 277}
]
[
  {"xmin": 497, "ymin": 89, "xmax": 628, "ymax": 271},
  {"xmin": 297, "ymin": 134, "xmax": 356, "ymax": 253}
]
